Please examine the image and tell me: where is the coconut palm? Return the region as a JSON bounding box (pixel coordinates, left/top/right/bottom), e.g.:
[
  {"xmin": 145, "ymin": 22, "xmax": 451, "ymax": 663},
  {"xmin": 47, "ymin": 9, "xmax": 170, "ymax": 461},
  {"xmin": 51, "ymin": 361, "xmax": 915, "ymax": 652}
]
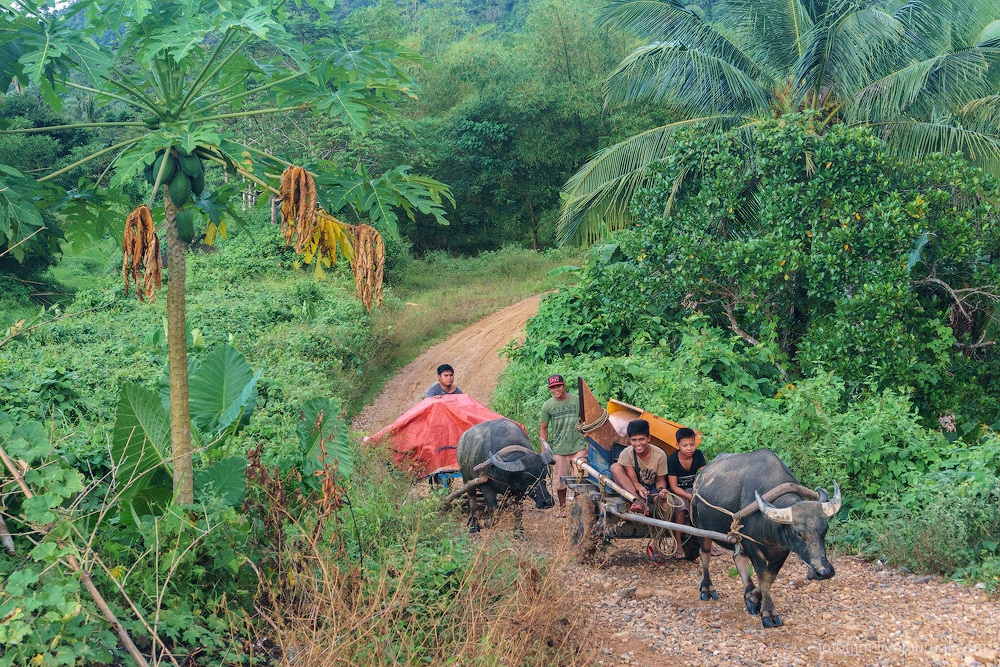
[{"xmin": 559, "ymin": 0, "xmax": 1000, "ymax": 244}]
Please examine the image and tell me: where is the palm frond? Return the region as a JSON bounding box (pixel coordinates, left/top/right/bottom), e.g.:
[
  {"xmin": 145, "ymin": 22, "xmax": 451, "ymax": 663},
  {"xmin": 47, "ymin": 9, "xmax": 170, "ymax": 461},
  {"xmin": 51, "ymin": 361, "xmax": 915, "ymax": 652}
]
[
  {"xmin": 557, "ymin": 115, "xmax": 749, "ymax": 244},
  {"xmin": 727, "ymin": 0, "xmax": 813, "ymax": 72},
  {"xmin": 793, "ymin": 4, "xmax": 907, "ymax": 105},
  {"xmin": 893, "ymin": 0, "xmax": 954, "ymax": 57},
  {"xmin": 975, "ymin": 19, "xmax": 1000, "ymax": 46},
  {"xmin": 604, "ymin": 41, "xmax": 774, "ymax": 116},
  {"xmin": 846, "ymin": 49, "xmax": 994, "ymax": 123},
  {"xmin": 939, "ymin": 0, "xmax": 1000, "ymax": 49},
  {"xmin": 873, "ymin": 119, "xmax": 1000, "ymax": 174},
  {"xmin": 600, "ymin": 0, "xmax": 765, "ymax": 80},
  {"xmin": 959, "ymin": 94, "xmax": 1000, "ymax": 132}
]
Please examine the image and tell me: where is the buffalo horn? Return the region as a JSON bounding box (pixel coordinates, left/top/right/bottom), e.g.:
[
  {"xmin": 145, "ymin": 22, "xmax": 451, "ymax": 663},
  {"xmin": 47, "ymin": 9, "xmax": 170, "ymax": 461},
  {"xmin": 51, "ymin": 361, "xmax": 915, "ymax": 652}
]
[
  {"xmin": 541, "ymin": 441, "xmax": 555, "ymax": 465},
  {"xmin": 820, "ymin": 482, "xmax": 842, "ymax": 518},
  {"xmin": 756, "ymin": 491, "xmax": 793, "ymax": 525},
  {"xmin": 488, "ymin": 451, "xmax": 526, "ymax": 472},
  {"xmin": 492, "ymin": 445, "xmax": 538, "ymax": 459}
]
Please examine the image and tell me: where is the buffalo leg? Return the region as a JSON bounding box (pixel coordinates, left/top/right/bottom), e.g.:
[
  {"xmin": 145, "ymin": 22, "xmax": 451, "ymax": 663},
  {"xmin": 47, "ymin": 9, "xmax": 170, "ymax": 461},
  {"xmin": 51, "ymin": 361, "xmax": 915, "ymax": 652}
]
[
  {"xmin": 735, "ymin": 550, "xmax": 760, "ymax": 616},
  {"xmin": 754, "ymin": 551, "xmax": 788, "ymax": 628},
  {"xmin": 698, "ymin": 537, "xmax": 718, "ymax": 601},
  {"xmin": 468, "ymin": 491, "xmax": 481, "ymax": 533},
  {"xmin": 513, "ymin": 500, "xmax": 525, "ymax": 537},
  {"xmin": 481, "ymin": 487, "xmax": 499, "ymax": 529}
]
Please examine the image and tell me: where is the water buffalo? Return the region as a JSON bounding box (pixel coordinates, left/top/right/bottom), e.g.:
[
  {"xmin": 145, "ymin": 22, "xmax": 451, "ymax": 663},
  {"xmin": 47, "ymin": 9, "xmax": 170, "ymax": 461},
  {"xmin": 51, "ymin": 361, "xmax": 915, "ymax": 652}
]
[
  {"xmin": 691, "ymin": 449, "xmax": 842, "ymax": 627},
  {"xmin": 457, "ymin": 418, "xmax": 555, "ymax": 534}
]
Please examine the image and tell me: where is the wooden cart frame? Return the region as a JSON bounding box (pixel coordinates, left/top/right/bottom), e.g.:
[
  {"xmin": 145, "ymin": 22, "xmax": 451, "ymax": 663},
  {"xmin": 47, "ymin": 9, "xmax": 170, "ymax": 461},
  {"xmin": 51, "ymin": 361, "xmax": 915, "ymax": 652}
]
[{"xmin": 564, "ymin": 458, "xmax": 734, "ymax": 560}]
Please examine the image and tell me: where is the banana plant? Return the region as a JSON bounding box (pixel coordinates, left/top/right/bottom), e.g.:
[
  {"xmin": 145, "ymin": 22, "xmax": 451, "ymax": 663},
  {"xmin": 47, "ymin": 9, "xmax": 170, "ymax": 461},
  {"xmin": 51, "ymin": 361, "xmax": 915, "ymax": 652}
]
[{"xmin": 0, "ymin": 0, "xmax": 450, "ymax": 503}]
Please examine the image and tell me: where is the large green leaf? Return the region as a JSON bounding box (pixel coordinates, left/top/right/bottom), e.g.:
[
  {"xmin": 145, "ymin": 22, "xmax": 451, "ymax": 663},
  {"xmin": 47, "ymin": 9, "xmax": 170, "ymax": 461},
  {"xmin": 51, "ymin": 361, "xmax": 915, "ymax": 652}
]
[
  {"xmin": 187, "ymin": 344, "xmax": 260, "ymax": 437},
  {"xmin": 111, "ymin": 383, "xmax": 172, "ymax": 507},
  {"xmin": 194, "ymin": 456, "xmax": 247, "ymax": 505},
  {"xmin": 297, "ymin": 397, "xmax": 353, "ymax": 479},
  {"xmin": 0, "ymin": 164, "xmax": 45, "ymax": 253}
]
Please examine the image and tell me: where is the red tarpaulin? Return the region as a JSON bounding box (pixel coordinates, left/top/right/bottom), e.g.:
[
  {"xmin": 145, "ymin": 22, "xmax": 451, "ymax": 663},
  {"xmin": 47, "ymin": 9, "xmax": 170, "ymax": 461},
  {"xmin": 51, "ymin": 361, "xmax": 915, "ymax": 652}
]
[{"xmin": 365, "ymin": 394, "xmax": 525, "ymax": 477}]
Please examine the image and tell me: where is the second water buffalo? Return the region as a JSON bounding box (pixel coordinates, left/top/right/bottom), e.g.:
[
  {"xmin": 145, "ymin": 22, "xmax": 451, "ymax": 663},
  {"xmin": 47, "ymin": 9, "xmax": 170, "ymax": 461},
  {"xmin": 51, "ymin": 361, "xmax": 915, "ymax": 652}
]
[
  {"xmin": 457, "ymin": 418, "xmax": 554, "ymax": 533},
  {"xmin": 691, "ymin": 449, "xmax": 841, "ymax": 627}
]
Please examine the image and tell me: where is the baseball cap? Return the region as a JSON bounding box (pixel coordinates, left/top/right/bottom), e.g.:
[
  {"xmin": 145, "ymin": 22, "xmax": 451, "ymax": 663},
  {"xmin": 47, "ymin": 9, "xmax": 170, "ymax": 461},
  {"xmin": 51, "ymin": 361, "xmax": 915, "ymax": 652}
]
[{"xmin": 547, "ymin": 374, "xmax": 565, "ymax": 388}]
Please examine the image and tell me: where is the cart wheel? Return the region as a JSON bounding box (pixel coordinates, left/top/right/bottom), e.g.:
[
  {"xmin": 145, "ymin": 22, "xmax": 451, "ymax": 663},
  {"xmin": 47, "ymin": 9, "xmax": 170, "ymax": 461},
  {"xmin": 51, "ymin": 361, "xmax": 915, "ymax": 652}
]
[
  {"xmin": 681, "ymin": 533, "xmax": 701, "ymax": 561},
  {"xmin": 569, "ymin": 493, "xmax": 599, "ymax": 560}
]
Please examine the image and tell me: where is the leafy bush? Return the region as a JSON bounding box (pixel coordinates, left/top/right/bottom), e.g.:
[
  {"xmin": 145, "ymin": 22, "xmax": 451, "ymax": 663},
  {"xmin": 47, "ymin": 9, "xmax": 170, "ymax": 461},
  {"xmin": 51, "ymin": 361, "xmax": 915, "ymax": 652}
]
[
  {"xmin": 517, "ymin": 115, "xmax": 1000, "ymax": 430},
  {"xmin": 498, "ymin": 317, "xmax": 1000, "ymax": 584}
]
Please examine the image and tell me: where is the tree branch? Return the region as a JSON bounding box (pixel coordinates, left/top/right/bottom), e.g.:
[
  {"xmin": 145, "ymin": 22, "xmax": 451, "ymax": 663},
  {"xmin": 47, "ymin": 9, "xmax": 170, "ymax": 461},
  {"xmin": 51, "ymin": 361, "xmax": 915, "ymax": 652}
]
[
  {"xmin": 721, "ymin": 299, "xmax": 761, "ymax": 346},
  {"xmin": 0, "ymin": 445, "xmax": 150, "ymax": 667}
]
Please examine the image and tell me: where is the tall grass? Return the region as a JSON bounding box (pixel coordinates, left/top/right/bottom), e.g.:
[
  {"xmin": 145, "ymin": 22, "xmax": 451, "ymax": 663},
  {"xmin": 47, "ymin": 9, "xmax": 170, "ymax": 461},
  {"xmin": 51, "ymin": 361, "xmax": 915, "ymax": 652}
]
[{"xmin": 243, "ymin": 441, "xmax": 595, "ymax": 665}]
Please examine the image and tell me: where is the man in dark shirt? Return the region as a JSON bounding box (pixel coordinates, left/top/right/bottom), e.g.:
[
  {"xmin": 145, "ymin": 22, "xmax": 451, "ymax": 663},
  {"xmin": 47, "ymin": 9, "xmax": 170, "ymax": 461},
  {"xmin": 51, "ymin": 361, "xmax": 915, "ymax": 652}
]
[{"xmin": 425, "ymin": 363, "xmax": 464, "ymax": 397}]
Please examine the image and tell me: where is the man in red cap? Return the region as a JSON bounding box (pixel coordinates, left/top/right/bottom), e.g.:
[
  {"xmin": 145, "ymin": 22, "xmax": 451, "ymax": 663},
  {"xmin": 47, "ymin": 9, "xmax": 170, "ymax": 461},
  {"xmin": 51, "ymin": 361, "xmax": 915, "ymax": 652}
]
[{"xmin": 539, "ymin": 374, "xmax": 585, "ymax": 517}]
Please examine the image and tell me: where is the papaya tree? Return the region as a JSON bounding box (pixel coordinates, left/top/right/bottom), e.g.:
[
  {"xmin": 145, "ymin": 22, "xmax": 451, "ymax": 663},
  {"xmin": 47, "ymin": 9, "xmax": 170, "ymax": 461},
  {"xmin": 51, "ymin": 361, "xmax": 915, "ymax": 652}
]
[{"xmin": 0, "ymin": 0, "xmax": 451, "ymax": 503}]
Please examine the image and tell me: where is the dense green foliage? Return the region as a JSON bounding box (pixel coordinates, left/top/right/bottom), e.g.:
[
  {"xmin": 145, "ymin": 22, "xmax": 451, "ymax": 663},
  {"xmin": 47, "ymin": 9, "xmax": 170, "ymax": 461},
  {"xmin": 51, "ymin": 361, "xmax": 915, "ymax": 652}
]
[
  {"xmin": 521, "ymin": 116, "xmax": 1000, "ymax": 429},
  {"xmin": 0, "ymin": 217, "xmax": 585, "ymax": 663},
  {"xmin": 502, "ymin": 115, "xmax": 1000, "ymax": 584},
  {"xmin": 241, "ymin": 0, "xmax": 667, "ymax": 253},
  {"xmin": 560, "ymin": 0, "xmax": 1000, "ymax": 243}
]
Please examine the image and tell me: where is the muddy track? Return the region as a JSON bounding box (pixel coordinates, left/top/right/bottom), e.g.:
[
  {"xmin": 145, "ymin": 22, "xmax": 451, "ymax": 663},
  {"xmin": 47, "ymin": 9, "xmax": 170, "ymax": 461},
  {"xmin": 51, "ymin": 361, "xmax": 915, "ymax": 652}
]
[
  {"xmin": 350, "ymin": 294, "xmax": 541, "ymax": 434},
  {"xmin": 351, "ymin": 294, "xmax": 1000, "ymax": 667}
]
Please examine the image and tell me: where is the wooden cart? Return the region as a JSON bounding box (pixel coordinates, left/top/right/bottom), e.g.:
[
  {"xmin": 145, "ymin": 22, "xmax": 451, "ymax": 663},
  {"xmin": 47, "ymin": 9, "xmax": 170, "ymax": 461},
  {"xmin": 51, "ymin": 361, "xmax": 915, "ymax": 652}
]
[{"xmin": 565, "ymin": 378, "xmax": 732, "ymax": 560}]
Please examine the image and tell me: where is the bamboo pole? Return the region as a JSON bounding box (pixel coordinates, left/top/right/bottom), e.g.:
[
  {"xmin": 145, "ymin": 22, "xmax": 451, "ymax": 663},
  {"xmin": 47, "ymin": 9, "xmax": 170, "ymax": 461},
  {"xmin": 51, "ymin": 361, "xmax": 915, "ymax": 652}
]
[
  {"xmin": 602, "ymin": 503, "xmax": 734, "ymax": 543},
  {"xmin": 0, "ymin": 444, "xmax": 151, "ymax": 667},
  {"xmin": 573, "ymin": 457, "xmax": 637, "ymax": 503}
]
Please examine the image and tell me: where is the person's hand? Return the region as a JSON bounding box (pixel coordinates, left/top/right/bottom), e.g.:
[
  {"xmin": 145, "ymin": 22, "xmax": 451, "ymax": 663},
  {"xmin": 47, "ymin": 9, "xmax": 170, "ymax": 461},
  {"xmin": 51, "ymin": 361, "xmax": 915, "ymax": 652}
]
[
  {"xmin": 638, "ymin": 487, "xmax": 648, "ymax": 500},
  {"xmin": 657, "ymin": 488, "xmax": 668, "ymax": 499}
]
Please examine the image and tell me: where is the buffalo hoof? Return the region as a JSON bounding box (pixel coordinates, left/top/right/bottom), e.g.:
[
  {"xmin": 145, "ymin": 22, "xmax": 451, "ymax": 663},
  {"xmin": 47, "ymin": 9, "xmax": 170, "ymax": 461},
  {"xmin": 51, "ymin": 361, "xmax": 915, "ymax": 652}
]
[
  {"xmin": 744, "ymin": 599, "xmax": 760, "ymax": 616},
  {"xmin": 469, "ymin": 524, "xmax": 480, "ymax": 534},
  {"xmin": 762, "ymin": 615, "xmax": 783, "ymax": 628},
  {"xmin": 513, "ymin": 528, "xmax": 526, "ymax": 540},
  {"xmin": 700, "ymin": 589, "xmax": 718, "ymax": 601}
]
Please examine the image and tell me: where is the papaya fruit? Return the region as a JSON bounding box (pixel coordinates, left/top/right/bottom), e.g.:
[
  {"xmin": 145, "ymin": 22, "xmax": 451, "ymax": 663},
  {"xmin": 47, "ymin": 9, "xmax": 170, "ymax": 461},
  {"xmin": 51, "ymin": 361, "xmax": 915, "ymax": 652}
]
[
  {"xmin": 175, "ymin": 209, "xmax": 195, "ymax": 243},
  {"xmin": 178, "ymin": 154, "xmax": 204, "ymax": 178},
  {"xmin": 167, "ymin": 171, "xmax": 192, "ymax": 207},
  {"xmin": 144, "ymin": 116, "xmax": 161, "ymax": 130},
  {"xmin": 149, "ymin": 151, "xmax": 176, "ymax": 186},
  {"xmin": 190, "ymin": 170, "xmax": 205, "ymax": 196}
]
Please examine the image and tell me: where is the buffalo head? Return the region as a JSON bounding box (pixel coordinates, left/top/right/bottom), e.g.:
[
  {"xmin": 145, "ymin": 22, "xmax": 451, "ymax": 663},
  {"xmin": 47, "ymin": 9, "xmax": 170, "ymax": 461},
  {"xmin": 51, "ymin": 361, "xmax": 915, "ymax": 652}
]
[
  {"xmin": 755, "ymin": 482, "xmax": 841, "ymax": 580},
  {"xmin": 486, "ymin": 442, "xmax": 555, "ymax": 509}
]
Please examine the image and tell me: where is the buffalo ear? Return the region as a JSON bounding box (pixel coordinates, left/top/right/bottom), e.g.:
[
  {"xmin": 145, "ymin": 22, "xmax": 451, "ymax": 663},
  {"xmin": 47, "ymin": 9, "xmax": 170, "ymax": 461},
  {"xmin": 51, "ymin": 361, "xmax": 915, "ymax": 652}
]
[
  {"xmin": 815, "ymin": 487, "xmax": 829, "ymax": 502},
  {"xmin": 756, "ymin": 491, "xmax": 793, "ymax": 524},
  {"xmin": 820, "ymin": 482, "xmax": 842, "ymax": 518}
]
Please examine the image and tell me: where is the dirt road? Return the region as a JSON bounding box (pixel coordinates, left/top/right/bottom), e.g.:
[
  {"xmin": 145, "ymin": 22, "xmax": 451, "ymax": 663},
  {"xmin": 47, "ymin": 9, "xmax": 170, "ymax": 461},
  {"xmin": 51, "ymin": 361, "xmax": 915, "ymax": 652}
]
[
  {"xmin": 352, "ymin": 295, "xmax": 1000, "ymax": 667},
  {"xmin": 351, "ymin": 294, "xmax": 541, "ymax": 434}
]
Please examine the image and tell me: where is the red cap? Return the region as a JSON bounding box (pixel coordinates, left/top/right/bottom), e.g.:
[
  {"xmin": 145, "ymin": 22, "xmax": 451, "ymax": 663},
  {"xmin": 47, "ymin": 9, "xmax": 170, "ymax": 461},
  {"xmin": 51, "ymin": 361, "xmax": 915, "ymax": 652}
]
[{"xmin": 547, "ymin": 374, "xmax": 565, "ymax": 388}]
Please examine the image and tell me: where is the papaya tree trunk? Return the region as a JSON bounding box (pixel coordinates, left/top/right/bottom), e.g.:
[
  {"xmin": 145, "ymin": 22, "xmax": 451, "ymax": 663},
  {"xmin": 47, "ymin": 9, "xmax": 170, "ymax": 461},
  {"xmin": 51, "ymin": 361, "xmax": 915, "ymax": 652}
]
[{"xmin": 164, "ymin": 189, "xmax": 194, "ymax": 505}]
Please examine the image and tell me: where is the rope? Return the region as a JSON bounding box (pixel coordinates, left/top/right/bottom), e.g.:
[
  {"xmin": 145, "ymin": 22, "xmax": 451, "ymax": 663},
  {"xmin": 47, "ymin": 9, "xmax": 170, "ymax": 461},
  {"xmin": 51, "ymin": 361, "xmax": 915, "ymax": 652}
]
[
  {"xmin": 646, "ymin": 491, "xmax": 685, "ymax": 559},
  {"xmin": 576, "ymin": 409, "xmax": 609, "ymax": 434}
]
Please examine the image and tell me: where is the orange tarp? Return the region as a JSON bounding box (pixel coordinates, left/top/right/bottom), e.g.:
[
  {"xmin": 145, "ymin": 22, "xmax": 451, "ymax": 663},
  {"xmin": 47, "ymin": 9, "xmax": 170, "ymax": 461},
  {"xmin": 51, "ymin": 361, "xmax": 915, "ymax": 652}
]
[{"xmin": 365, "ymin": 394, "xmax": 525, "ymax": 477}]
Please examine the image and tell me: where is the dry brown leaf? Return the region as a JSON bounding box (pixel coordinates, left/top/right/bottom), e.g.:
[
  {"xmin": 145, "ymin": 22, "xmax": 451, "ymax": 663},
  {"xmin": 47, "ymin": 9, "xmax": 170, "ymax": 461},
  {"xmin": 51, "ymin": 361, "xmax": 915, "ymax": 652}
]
[{"xmin": 121, "ymin": 205, "xmax": 161, "ymax": 302}]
